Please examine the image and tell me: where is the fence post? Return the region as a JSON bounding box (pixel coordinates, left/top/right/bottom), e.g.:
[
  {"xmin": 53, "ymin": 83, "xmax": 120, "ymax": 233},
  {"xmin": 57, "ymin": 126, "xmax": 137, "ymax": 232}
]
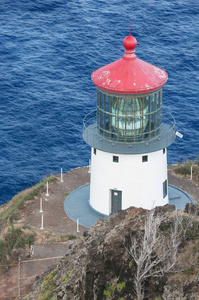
[
  {"xmin": 77, "ymin": 218, "xmax": 80, "ymax": 232},
  {"xmin": 40, "ymin": 213, "xmax": 44, "ymax": 230},
  {"xmin": 18, "ymin": 258, "xmax": 21, "ymax": 298},
  {"xmin": 39, "ymin": 198, "xmax": 43, "ymax": 213},
  {"xmin": 190, "ymin": 165, "xmax": 193, "ymax": 180},
  {"xmin": 46, "ymin": 182, "xmax": 49, "ymax": 197},
  {"xmin": 61, "ymin": 168, "xmax": 64, "ymax": 182}
]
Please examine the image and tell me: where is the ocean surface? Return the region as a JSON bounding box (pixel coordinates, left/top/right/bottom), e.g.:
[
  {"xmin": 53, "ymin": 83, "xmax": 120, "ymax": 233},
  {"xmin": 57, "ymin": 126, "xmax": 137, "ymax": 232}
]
[{"xmin": 0, "ymin": 0, "xmax": 198, "ymax": 204}]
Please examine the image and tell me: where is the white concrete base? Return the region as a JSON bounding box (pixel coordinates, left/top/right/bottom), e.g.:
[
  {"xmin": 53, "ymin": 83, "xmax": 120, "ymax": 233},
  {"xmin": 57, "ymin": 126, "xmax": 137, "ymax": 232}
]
[{"xmin": 89, "ymin": 148, "xmax": 168, "ymax": 215}]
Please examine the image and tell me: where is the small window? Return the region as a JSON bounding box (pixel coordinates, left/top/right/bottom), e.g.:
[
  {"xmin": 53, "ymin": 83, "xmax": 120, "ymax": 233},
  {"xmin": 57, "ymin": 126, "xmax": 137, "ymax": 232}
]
[
  {"xmin": 142, "ymin": 155, "xmax": 148, "ymax": 162},
  {"xmin": 93, "ymin": 148, "xmax": 96, "ymax": 155},
  {"xmin": 163, "ymin": 148, "xmax": 165, "ymax": 154},
  {"xmin": 163, "ymin": 180, "xmax": 167, "ymax": 198},
  {"xmin": 113, "ymin": 156, "xmax": 119, "ymax": 163}
]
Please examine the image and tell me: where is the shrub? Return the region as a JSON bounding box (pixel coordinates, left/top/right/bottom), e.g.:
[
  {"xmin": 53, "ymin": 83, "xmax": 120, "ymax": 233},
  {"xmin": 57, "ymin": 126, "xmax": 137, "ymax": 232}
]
[
  {"xmin": 58, "ymin": 234, "xmax": 78, "ymax": 241},
  {"xmin": 174, "ymin": 158, "xmax": 199, "ymax": 182},
  {"xmin": 40, "ymin": 270, "xmax": 58, "ymax": 300},
  {"xmin": 0, "ymin": 225, "xmax": 35, "ymax": 264},
  {"xmin": 182, "ymin": 268, "xmax": 194, "ymax": 275}
]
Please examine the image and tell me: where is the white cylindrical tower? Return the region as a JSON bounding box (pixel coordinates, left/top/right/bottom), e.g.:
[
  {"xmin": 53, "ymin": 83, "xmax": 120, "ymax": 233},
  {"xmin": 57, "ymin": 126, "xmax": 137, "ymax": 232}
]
[{"xmin": 83, "ymin": 30, "xmax": 176, "ymax": 215}]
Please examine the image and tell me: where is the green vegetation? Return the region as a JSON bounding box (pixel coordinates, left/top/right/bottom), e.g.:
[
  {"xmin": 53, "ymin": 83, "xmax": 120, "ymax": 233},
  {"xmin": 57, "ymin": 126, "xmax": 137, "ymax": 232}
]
[
  {"xmin": 0, "ymin": 176, "xmax": 57, "ymax": 227},
  {"xmin": 58, "ymin": 234, "xmax": 79, "ymax": 241},
  {"xmin": 117, "ymin": 282, "xmax": 126, "ymax": 291},
  {"xmin": 103, "ymin": 284, "xmax": 115, "ymax": 299},
  {"xmin": 63, "ymin": 270, "xmax": 71, "ymax": 282},
  {"xmin": 174, "ymin": 157, "xmax": 199, "ymax": 182},
  {"xmin": 40, "ymin": 269, "xmax": 58, "ymax": 300},
  {"xmin": 193, "ymin": 241, "xmax": 199, "ymax": 253},
  {"xmin": 0, "ymin": 224, "xmax": 35, "ymax": 264},
  {"xmin": 185, "ymin": 223, "xmax": 199, "ymax": 239},
  {"xmin": 103, "ymin": 281, "xmax": 126, "ymax": 299},
  {"xmin": 22, "ymin": 225, "xmax": 32, "ymax": 230},
  {"xmin": 66, "ymin": 234, "xmax": 79, "ymax": 240},
  {"xmin": 182, "ymin": 268, "xmax": 195, "ymax": 275}
]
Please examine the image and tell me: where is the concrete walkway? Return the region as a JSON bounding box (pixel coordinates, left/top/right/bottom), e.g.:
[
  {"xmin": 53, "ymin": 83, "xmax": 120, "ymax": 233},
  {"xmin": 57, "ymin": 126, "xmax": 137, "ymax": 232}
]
[
  {"xmin": 64, "ymin": 184, "xmax": 108, "ymax": 228},
  {"xmin": 64, "ymin": 184, "xmax": 194, "ymax": 228}
]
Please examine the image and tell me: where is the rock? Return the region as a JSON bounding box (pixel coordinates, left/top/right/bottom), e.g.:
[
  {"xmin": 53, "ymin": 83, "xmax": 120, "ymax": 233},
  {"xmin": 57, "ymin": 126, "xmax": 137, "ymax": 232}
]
[
  {"xmin": 23, "ymin": 206, "xmax": 199, "ymax": 300},
  {"xmin": 162, "ymin": 282, "xmax": 185, "ymax": 300},
  {"xmin": 184, "ymin": 203, "xmax": 199, "ymax": 215}
]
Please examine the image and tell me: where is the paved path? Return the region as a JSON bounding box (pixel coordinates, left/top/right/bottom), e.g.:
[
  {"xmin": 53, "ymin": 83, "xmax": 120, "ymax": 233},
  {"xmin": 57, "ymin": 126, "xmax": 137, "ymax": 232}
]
[
  {"xmin": 64, "ymin": 182, "xmax": 194, "ymax": 228},
  {"xmin": 64, "ymin": 184, "xmax": 108, "ymax": 228},
  {"xmin": 17, "ymin": 166, "xmax": 198, "ymax": 234},
  {"xmin": 17, "ymin": 166, "xmax": 90, "ymax": 235},
  {"xmin": 2, "ymin": 165, "xmax": 198, "ymax": 298}
]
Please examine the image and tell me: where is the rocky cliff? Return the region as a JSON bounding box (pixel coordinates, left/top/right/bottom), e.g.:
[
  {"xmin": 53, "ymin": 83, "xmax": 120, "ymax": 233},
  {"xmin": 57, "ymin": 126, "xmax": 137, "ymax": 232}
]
[{"xmin": 23, "ymin": 204, "xmax": 199, "ymax": 300}]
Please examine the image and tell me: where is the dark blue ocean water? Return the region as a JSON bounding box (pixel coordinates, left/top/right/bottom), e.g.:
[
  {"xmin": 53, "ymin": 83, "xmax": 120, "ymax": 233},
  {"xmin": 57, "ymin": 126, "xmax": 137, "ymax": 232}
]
[{"xmin": 0, "ymin": 0, "xmax": 198, "ymax": 204}]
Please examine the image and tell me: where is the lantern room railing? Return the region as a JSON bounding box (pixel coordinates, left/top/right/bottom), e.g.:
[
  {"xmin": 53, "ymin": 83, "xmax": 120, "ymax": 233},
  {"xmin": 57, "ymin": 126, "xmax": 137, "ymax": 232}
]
[{"xmin": 83, "ymin": 109, "xmax": 175, "ymax": 144}]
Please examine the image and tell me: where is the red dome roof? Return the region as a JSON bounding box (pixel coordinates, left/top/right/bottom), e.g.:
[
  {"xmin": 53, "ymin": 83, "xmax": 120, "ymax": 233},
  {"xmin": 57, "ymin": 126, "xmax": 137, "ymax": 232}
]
[{"xmin": 91, "ymin": 33, "xmax": 168, "ymax": 94}]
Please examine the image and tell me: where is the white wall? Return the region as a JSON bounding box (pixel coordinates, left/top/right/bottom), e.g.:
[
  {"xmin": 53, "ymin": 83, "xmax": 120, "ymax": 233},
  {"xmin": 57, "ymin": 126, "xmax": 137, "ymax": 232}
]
[{"xmin": 89, "ymin": 148, "xmax": 168, "ymax": 215}]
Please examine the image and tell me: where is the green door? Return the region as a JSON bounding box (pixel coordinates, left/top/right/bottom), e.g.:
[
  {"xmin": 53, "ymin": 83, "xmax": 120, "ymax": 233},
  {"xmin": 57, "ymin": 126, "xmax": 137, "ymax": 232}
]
[{"xmin": 111, "ymin": 190, "xmax": 122, "ymax": 214}]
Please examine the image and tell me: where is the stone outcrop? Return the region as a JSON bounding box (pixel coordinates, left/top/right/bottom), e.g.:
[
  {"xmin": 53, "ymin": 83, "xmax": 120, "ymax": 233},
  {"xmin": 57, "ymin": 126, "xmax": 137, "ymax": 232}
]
[{"xmin": 23, "ymin": 204, "xmax": 199, "ymax": 300}]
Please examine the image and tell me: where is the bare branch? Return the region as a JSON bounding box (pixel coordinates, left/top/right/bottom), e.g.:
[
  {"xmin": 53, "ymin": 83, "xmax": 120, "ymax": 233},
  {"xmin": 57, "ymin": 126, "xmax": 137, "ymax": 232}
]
[{"xmin": 125, "ymin": 209, "xmax": 191, "ymax": 300}]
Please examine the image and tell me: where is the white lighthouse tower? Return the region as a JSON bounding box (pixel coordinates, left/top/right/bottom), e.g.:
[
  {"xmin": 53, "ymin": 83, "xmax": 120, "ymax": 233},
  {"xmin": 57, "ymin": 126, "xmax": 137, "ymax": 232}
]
[{"xmin": 83, "ymin": 30, "xmax": 176, "ymax": 216}]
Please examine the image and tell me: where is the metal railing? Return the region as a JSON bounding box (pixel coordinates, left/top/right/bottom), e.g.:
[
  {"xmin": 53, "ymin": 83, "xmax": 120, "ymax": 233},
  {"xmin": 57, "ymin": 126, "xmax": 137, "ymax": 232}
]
[{"xmin": 83, "ymin": 110, "xmax": 175, "ymax": 145}]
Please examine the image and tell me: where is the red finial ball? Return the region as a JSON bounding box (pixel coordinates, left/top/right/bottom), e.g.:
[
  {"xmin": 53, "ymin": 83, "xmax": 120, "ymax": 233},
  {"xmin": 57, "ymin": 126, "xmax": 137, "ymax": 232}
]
[{"xmin": 123, "ymin": 35, "xmax": 137, "ymax": 50}]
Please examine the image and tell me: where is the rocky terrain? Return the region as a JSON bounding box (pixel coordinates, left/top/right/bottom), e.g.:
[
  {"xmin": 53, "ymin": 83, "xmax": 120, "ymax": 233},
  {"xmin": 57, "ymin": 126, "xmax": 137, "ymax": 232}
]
[{"xmin": 23, "ymin": 204, "xmax": 199, "ymax": 300}]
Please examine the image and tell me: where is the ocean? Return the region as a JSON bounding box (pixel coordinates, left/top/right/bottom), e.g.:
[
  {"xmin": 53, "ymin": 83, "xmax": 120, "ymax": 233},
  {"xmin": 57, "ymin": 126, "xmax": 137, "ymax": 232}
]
[{"xmin": 0, "ymin": 0, "xmax": 198, "ymax": 204}]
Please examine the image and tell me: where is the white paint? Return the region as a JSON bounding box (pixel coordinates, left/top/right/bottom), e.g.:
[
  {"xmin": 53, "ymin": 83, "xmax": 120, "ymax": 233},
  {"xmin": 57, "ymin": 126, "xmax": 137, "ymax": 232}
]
[
  {"xmin": 61, "ymin": 168, "xmax": 64, "ymax": 182},
  {"xmin": 90, "ymin": 148, "xmax": 168, "ymax": 215},
  {"xmin": 77, "ymin": 218, "xmax": 80, "ymax": 232},
  {"xmin": 190, "ymin": 165, "xmax": 193, "ymax": 180},
  {"xmin": 39, "ymin": 197, "xmax": 43, "ymax": 213},
  {"xmin": 46, "ymin": 182, "xmax": 49, "ymax": 197},
  {"xmin": 40, "ymin": 213, "xmax": 44, "ymax": 230},
  {"xmin": 176, "ymin": 131, "xmax": 183, "ymax": 139}
]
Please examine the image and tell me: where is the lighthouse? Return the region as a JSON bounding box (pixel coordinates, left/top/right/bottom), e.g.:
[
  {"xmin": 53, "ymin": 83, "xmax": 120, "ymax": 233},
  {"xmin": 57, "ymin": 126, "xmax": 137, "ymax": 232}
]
[{"xmin": 83, "ymin": 30, "xmax": 176, "ymax": 216}]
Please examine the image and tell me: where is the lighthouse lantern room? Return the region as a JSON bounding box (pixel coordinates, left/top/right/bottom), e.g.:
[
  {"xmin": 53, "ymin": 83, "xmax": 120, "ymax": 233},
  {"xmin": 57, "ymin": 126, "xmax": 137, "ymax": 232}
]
[{"xmin": 83, "ymin": 29, "xmax": 176, "ymax": 216}]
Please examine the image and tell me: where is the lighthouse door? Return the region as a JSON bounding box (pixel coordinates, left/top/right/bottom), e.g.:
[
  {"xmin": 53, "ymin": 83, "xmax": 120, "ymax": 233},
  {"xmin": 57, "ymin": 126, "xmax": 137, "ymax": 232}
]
[{"xmin": 111, "ymin": 190, "xmax": 122, "ymax": 214}]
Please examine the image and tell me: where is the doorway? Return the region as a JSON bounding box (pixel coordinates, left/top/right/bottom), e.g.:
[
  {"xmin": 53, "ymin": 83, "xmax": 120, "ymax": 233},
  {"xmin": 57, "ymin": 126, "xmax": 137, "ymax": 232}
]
[{"xmin": 111, "ymin": 190, "xmax": 122, "ymax": 214}]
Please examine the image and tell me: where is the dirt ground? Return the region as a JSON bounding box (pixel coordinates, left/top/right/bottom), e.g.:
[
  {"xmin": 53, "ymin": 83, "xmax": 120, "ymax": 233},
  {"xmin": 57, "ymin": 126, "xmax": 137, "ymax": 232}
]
[
  {"xmin": 14, "ymin": 165, "xmax": 199, "ymax": 257},
  {"xmin": 16, "ymin": 166, "xmax": 198, "ymax": 237},
  {"xmin": 0, "ymin": 165, "xmax": 198, "ymax": 298},
  {"xmin": 17, "ymin": 166, "xmax": 90, "ymax": 237}
]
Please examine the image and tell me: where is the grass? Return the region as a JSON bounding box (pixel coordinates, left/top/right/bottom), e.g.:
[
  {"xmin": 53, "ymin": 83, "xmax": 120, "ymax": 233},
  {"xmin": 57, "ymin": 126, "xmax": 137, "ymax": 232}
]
[
  {"xmin": 185, "ymin": 224, "xmax": 199, "ymax": 239},
  {"xmin": 0, "ymin": 224, "xmax": 35, "ymax": 265},
  {"xmin": 58, "ymin": 234, "xmax": 79, "ymax": 242},
  {"xmin": 174, "ymin": 157, "xmax": 199, "ymax": 182},
  {"xmin": 0, "ymin": 176, "xmax": 57, "ymax": 228},
  {"xmin": 182, "ymin": 268, "xmax": 195, "ymax": 275}
]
